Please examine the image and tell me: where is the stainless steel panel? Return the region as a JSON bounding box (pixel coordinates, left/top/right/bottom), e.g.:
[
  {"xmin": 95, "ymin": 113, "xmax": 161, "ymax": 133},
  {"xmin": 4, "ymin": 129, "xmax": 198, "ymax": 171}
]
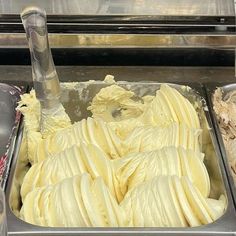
[
  {"xmin": 0, "ymin": 83, "xmax": 22, "ymax": 189},
  {"xmin": 0, "ymin": 0, "xmax": 234, "ymax": 16},
  {"xmin": 0, "ymin": 34, "xmax": 235, "ymax": 49},
  {"xmin": 206, "ymin": 83, "xmax": 236, "ymax": 208},
  {"xmin": 5, "ymin": 81, "xmax": 236, "ymax": 235},
  {"xmin": 0, "ymin": 66, "xmax": 234, "ymax": 83}
]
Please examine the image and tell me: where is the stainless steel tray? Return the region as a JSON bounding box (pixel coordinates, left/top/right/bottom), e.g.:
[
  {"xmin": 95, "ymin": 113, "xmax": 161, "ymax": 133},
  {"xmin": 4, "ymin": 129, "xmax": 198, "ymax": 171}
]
[
  {"xmin": 0, "ymin": 83, "xmax": 22, "ymax": 190},
  {"xmin": 6, "ymin": 81, "xmax": 236, "ymax": 235},
  {"xmin": 205, "ymin": 83, "xmax": 236, "ymax": 209}
]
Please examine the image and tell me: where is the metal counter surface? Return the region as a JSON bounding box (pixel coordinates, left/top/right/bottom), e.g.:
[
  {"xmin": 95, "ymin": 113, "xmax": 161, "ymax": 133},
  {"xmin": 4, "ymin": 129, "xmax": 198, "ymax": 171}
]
[
  {"xmin": 0, "ymin": 66, "xmax": 234, "ymax": 84},
  {"xmin": 0, "ymin": 34, "xmax": 235, "ymax": 48}
]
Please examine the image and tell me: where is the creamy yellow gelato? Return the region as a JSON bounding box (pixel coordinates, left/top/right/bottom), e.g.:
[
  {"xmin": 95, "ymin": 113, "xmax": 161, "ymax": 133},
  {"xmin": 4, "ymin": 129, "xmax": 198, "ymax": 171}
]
[
  {"xmin": 24, "ymin": 119, "xmax": 201, "ymax": 164},
  {"xmin": 21, "ymin": 173, "xmax": 128, "ymax": 227},
  {"xmin": 17, "ymin": 80, "xmax": 226, "ymax": 227},
  {"xmin": 18, "ymin": 84, "xmax": 201, "ymax": 164},
  {"xmin": 21, "ymin": 173, "xmax": 225, "ymax": 227},
  {"xmin": 21, "ymin": 145, "xmax": 209, "ymax": 203},
  {"xmin": 17, "ymin": 90, "xmax": 71, "ymax": 138},
  {"xmin": 88, "ymin": 83, "xmax": 200, "ymax": 129},
  {"xmin": 121, "ymin": 176, "xmax": 225, "ymax": 227}
]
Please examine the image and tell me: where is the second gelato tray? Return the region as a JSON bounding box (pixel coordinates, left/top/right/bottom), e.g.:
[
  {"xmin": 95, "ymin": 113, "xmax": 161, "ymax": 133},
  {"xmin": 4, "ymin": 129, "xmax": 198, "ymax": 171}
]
[
  {"xmin": 0, "ymin": 83, "xmax": 22, "ymax": 190},
  {"xmin": 5, "ymin": 80, "xmax": 236, "ymax": 235},
  {"xmin": 207, "ymin": 83, "xmax": 236, "ymax": 209}
]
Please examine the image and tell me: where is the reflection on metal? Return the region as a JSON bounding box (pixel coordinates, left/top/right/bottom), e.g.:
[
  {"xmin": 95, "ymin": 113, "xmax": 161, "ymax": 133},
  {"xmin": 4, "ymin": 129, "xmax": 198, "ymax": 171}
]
[
  {"xmin": 0, "ymin": 0, "xmax": 234, "ymax": 16},
  {"xmin": 0, "ymin": 33, "xmax": 235, "ymax": 48}
]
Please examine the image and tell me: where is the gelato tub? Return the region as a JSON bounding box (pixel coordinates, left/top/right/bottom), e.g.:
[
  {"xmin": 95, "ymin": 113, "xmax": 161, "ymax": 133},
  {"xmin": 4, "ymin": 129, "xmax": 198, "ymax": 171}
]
[
  {"xmin": 0, "ymin": 83, "xmax": 22, "ymax": 190},
  {"xmin": 6, "ymin": 81, "xmax": 236, "ymax": 235},
  {"xmin": 207, "ymin": 83, "xmax": 236, "ymax": 209}
]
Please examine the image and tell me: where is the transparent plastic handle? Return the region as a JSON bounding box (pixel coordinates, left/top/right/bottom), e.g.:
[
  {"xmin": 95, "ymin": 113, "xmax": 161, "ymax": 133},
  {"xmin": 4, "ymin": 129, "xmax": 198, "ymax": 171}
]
[
  {"xmin": 0, "ymin": 188, "xmax": 7, "ymax": 236},
  {"xmin": 21, "ymin": 6, "xmax": 60, "ymax": 109}
]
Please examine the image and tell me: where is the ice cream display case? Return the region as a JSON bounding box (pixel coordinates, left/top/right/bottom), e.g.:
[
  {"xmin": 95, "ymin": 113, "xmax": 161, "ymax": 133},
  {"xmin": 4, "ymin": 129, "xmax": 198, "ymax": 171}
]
[{"xmin": 0, "ymin": 0, "xmax": 235, "ymax": 235}]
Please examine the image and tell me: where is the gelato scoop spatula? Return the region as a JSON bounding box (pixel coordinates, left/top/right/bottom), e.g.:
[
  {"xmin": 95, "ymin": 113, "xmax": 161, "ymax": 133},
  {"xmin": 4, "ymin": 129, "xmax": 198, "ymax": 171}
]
[{"xmin": 21, "ymin": 7, "xmax": 71, "ymax": 137}]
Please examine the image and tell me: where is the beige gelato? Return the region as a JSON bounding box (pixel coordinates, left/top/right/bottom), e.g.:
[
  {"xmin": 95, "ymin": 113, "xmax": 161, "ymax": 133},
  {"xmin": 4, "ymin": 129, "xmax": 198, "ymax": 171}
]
[
  {"xmin": 16, "ymin": 79, "xmax": 226, "ymax": 227},
  {"xmin": 213, "ymin": 88, "xmax": 236, "ymax": 182}
]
